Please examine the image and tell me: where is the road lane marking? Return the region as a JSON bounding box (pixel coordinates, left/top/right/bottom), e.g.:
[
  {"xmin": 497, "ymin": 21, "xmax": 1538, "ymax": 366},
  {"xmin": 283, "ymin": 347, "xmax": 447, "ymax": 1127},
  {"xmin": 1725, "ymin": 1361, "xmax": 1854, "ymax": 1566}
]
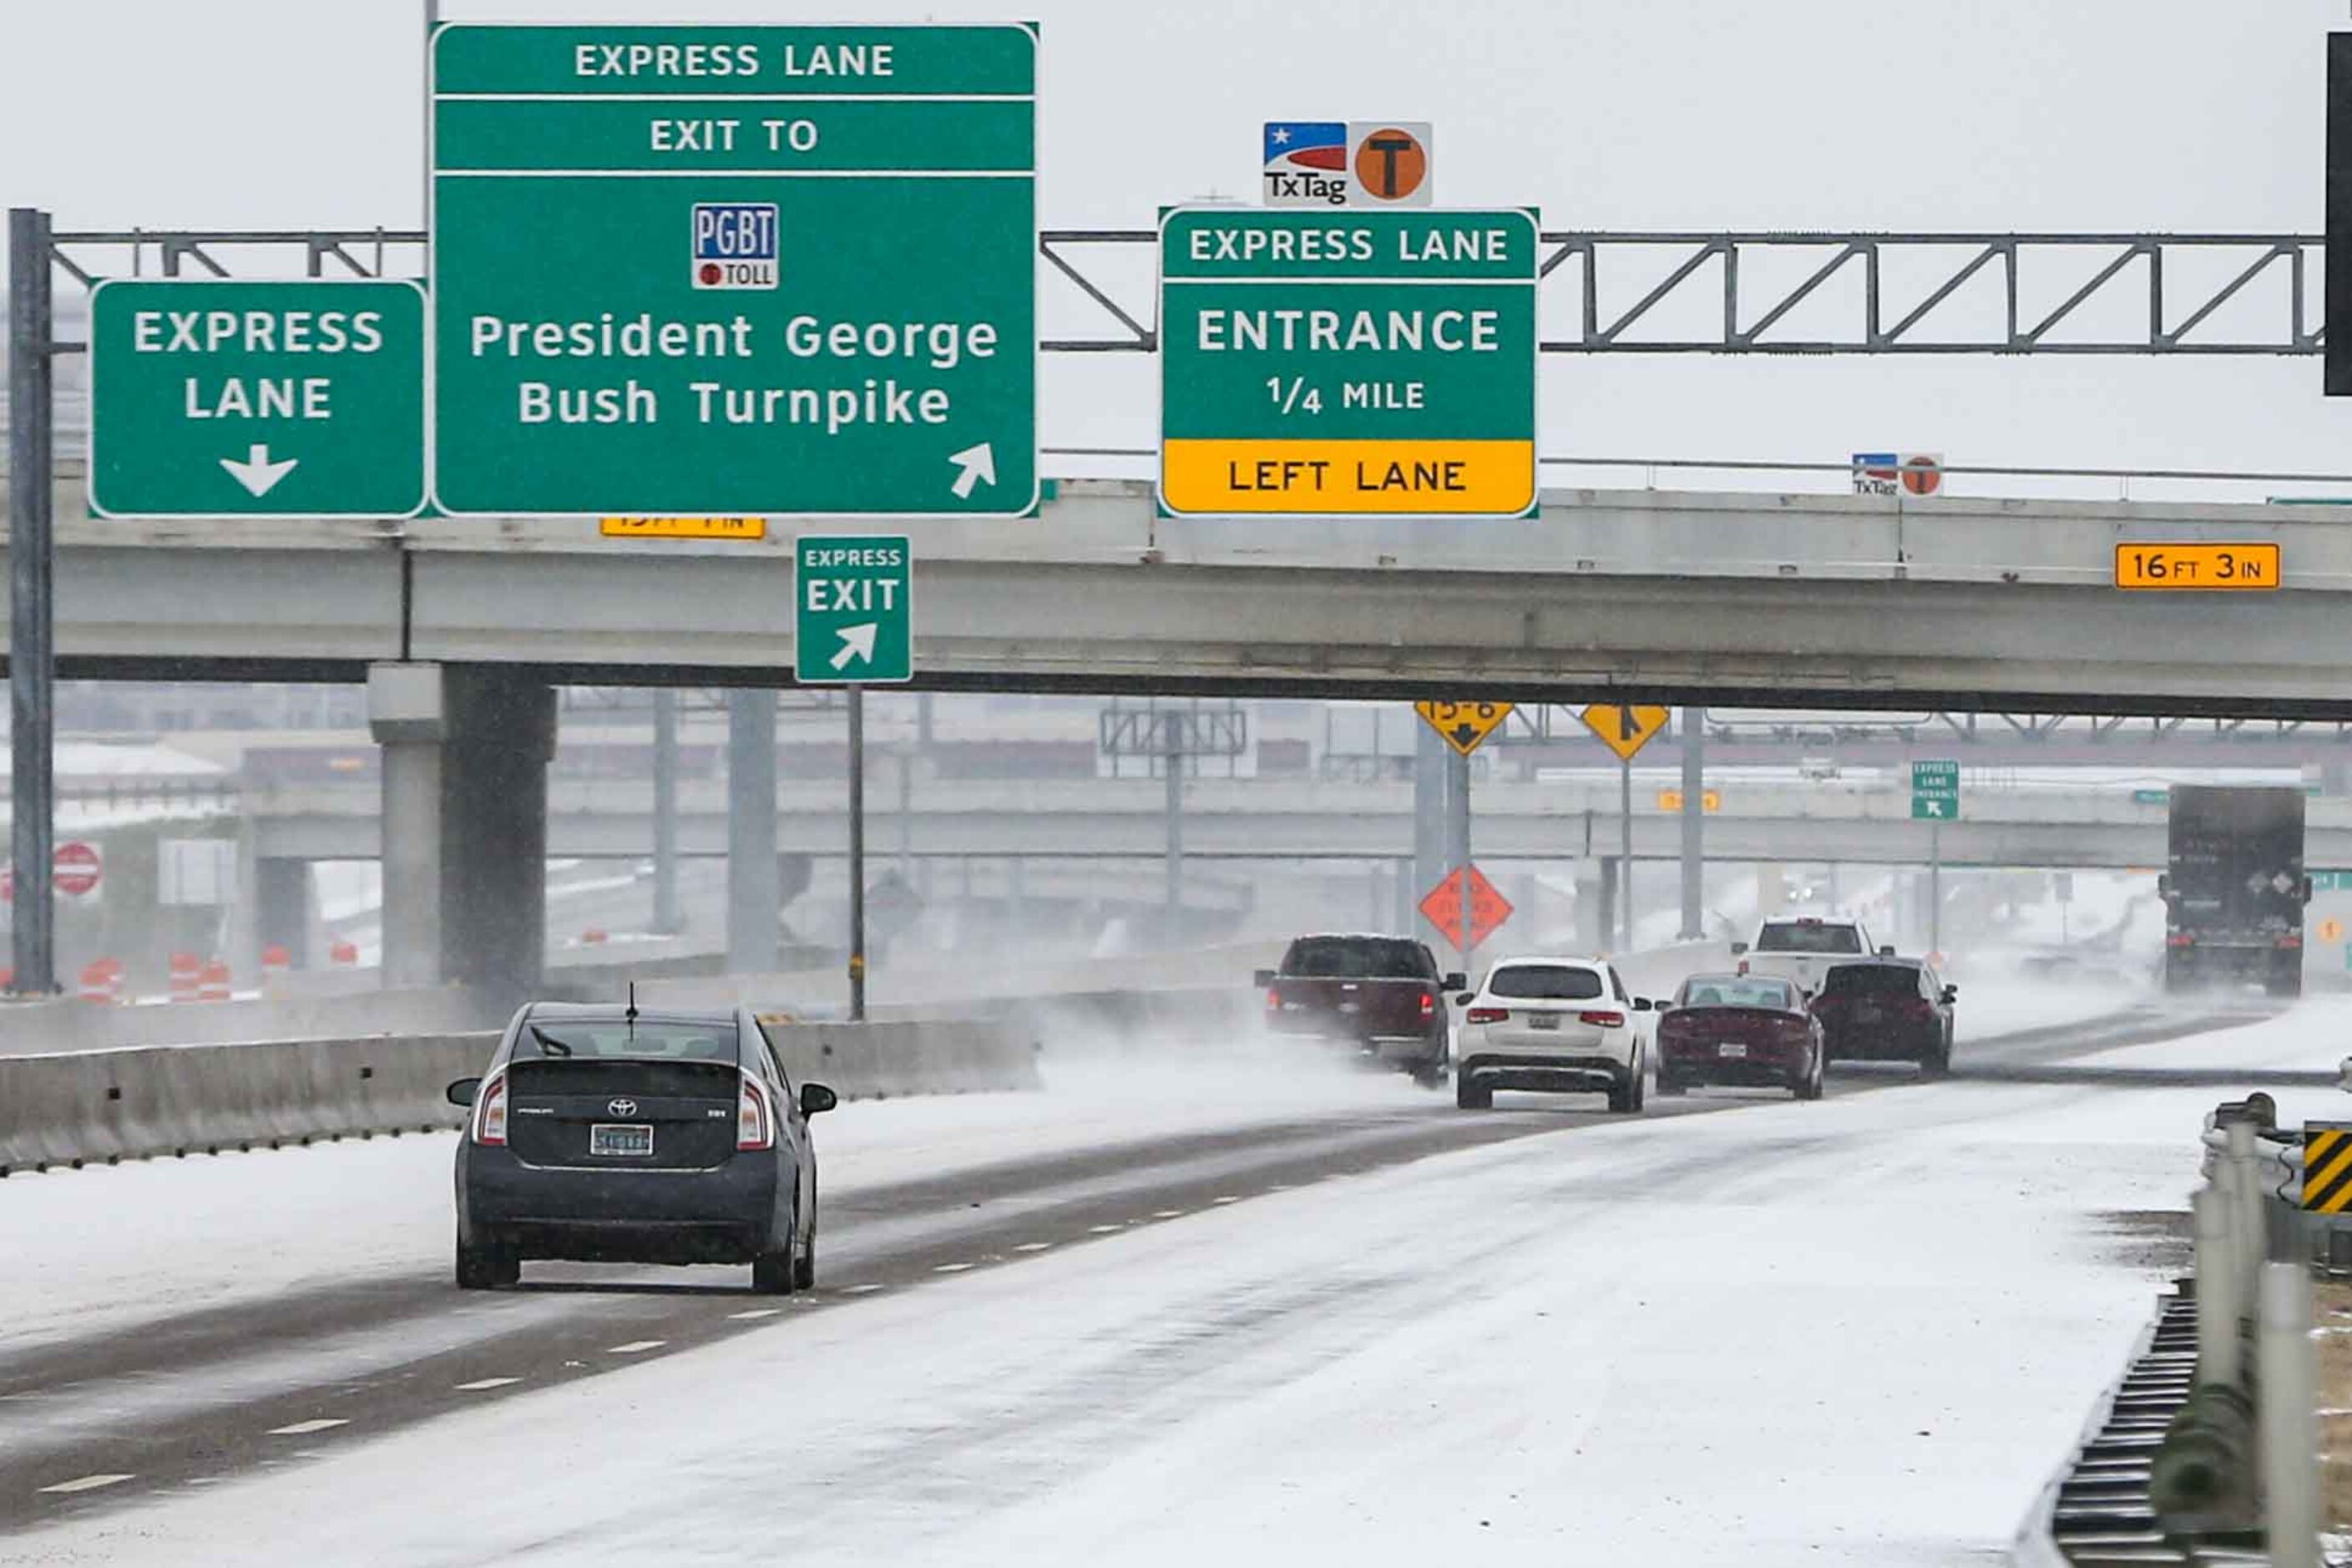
[
  {"xmin": 1013, "ymin": 1242, "xmax": 1053, "ymax": 1252},
  {"xmin": 1087, "ymin": 1223, "xmax": 1125, "ymax": 1234},
  {"xmin": 267, "ymin": 1419, "xmax": 349, "ymax": 1436},
  {"xmin": 1152, "ymin": 1209, "xmax": 1186, "ymax": 1219},
  {"xmin": 933, "ymin": 1262, "xmax": 974, "ymax": 1273},
  {"xmin": 727, "ymin": 1308, "xmax": 783, "ymax": 1321},
  {"xmin": 40, "ymin": 1474, "xmax": 133, "ymax": 1495},
  {"xmin": 843, "ymin": 1282, "xmax": 884, "ymax": 1294},
  {"xmin": 455, "ymin": 1378, "xmax": 521, "ymax": 1391},
  {"xmin": 606, "ymin": 1340, "xmax": 665, "ymax": 1354},
  {"xmin": 1211, "ymin": 1196, "xmax": 1242, "ymax": 1205}
]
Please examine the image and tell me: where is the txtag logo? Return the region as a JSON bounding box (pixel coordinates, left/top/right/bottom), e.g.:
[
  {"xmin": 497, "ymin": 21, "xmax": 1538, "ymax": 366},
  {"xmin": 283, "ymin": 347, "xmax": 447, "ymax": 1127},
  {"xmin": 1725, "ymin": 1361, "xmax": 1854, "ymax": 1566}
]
[{"xmin": 691, "ymin": 203, "xmax": 778, "ymax": 291}]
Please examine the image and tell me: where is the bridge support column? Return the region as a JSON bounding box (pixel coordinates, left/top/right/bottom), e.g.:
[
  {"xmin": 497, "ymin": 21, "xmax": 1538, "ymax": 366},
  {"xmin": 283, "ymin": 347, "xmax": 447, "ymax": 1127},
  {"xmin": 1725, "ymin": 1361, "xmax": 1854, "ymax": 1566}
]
[
  {"xmin": 254, "ymin": 857, "xmax": 312, "ymax": 970},
  {"xmin": 650, "ymin": 688, "xmax": 681, "ymax": 933},
  {"xmin": 369, "ymin": 662, "xmax": 447, "ymax": 989},
  {"xmin": 1413, "ymin": 716, "xmax": 1446, "ymax": 947},
  {"xmin": 1679, "ymin": 706, "xmax": 1706, "ymax": 939},
  {"xmin": 441, "ymin": 669, "xmax": 556, "ymax": 999},
  {"xmin": 727, "ymin": 689, "xmax": 780, "ymax": 974}
]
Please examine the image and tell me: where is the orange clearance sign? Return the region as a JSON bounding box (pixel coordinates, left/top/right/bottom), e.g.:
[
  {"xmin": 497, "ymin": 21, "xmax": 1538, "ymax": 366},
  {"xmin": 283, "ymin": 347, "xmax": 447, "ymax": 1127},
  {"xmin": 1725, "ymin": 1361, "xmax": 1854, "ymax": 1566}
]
[
  {"xmin": 1419, "ymin": 863, "xmax": 1513, "ymax": 953},
  {"xmin": 2321, "ymin": 916, "xmax": 2345, "ymax": 944}
]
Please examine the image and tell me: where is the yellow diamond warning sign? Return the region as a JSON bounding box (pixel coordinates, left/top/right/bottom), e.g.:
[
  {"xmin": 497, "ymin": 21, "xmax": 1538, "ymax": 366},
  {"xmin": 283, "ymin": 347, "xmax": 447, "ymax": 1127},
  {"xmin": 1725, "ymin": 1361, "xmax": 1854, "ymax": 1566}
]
[
  {"xmin": 1414, "ymin": 701, "xmax": 1514, "ymax": 756},
  {"xmin": 1579, "ymin": 703, "xmax": 1670, "ymax": 763}
]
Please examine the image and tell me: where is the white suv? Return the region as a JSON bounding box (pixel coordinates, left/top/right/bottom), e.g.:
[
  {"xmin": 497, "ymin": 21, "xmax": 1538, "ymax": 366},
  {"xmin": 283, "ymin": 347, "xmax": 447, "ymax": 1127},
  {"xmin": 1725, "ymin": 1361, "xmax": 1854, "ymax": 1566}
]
[
  {"xmin": 1454, "ymin": 955, "xmax": 1652, "ymax": 1113},
  {"xmin": 1735, "ymin": 915, "xmax": 1886, "ymax": 999}
]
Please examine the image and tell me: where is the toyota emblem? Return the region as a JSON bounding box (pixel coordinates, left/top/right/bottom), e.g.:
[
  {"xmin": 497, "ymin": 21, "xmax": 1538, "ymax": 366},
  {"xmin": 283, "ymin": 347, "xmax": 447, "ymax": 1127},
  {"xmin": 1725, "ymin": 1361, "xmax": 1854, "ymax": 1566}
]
[{"xmin": 608, "ymin": 1098, "xmax": 639, "ymax": 1117}]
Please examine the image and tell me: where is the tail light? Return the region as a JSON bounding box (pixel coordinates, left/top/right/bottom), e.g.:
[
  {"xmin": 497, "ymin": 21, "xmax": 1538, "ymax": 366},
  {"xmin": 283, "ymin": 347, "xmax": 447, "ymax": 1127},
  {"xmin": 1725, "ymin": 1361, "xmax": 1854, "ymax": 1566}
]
[
  {"xmin": 2278, "ymin": 934, "xmax": 2304, "ymax": 949},
  {"xmin": 1419, "ymin": 990, "xmax": 1436, "ymax": 1019},
  {"xmin": 736, "ymin": 1072, "xmax": 774, "ymax": 1151},
  {"xmin": 1579, "ymin": 1009, "xmax": 1626, "ymax": 1029},
  {"xmin": 2167, "ymin": 933, "xmax": 2195, "ymax": 948},
  {"xmin": 1466, "ymin": 1006, "xmax": 1510, "ymax": 1024},
  {"xmin": 1264, "ymin": 987, "xmax": 1282, "ymax": 1012},
  {"xmin": 471, "ymin": 1070, "xmax": 508, "ymax": 1147}
]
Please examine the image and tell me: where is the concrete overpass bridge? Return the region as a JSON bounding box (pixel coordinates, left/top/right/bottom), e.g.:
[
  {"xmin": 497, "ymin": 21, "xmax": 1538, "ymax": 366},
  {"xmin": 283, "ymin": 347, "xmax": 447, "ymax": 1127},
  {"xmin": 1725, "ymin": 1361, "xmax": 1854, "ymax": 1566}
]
[{"xmin": 235, "ymin": 774, "xmax": 2350, "ymax": 873}]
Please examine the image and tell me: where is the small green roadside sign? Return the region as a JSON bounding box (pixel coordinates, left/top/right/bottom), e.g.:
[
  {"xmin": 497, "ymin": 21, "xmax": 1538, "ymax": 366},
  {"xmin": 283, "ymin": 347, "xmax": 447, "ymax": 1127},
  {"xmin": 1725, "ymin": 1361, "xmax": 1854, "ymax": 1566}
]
[
  {"xmin": 1157, "ymin": 206, "xmax": 1539, "ymax": 517},
  {"xmin": 796, "ymin": 535, "xmax": 911, "ymax": 684},
  {"xmin": 1911, "ymin": 759, "xmax": 1960, "ymax": 821},
  {"xmin": 88, "ymin": 280, "xmax": 426, "ymax": 518}
]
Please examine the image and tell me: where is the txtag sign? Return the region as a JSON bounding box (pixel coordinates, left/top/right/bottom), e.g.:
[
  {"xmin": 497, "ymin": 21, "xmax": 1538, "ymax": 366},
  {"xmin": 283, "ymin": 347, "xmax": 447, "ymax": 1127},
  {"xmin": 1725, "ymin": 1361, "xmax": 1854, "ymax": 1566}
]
[
  {"xmin": 795, "ymin": 535, "xmax": 913, "ymax": 684},
  {"xmin": 1262, "ymin": 122, "xmax": 1435, "ymax": 207}
]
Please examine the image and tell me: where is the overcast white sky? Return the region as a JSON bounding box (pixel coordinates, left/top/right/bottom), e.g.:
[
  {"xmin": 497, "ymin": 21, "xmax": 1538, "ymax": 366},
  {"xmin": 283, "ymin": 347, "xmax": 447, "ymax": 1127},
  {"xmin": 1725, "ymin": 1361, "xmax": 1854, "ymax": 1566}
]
[{"xmin": 6, "ymin": 0, "xmax": 2352, "ymax": 488}]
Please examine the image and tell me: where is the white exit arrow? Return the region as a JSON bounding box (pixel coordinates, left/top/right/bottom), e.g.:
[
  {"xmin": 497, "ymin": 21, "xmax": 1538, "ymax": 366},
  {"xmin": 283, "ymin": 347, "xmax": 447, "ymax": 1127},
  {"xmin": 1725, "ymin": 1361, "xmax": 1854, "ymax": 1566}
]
[
  {"xmin": 947, "ymin": 442, "xmax": 996, "ymax": 499},
  {"xmin": 220, "ymin": 443, "xmax": 298, "ymax": 498},
  {"xmin": 830, "ymin": 623, "xmax": 878, "ymax": 671}
]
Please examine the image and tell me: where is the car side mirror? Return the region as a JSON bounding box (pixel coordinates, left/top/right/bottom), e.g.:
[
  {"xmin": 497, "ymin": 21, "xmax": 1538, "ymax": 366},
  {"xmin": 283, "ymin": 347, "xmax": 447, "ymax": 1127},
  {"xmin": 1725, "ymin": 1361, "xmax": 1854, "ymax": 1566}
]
[
  {"xmin": 1441, "ymin": 972, "xmax": 1467, "ymax": 993},
  {"xmin": 800, "ymin": 1082, "xmax": 838, "ymax": 1117},
  {"xmin": 1631, "ymin": 997, "xmax": 1654, "ymax": 1012},
  {"xmin": 446, "ymin": 1076, "xmax": 481, "ymax": 1108},
  {"xmin": 1878, "ymin": 945, "xmax": 1896, "ymax": 957},
  {"xmin": 1942, "ymin": 985, "xmax": 1958, "ymax": 1001},
  {"xmin": 1252, "ymin": 969, "xmax": 1277, "ymax": 989},
  {"xmin": 1729, "ymin": 941, "xmax": 1749, "ymax": 956}
]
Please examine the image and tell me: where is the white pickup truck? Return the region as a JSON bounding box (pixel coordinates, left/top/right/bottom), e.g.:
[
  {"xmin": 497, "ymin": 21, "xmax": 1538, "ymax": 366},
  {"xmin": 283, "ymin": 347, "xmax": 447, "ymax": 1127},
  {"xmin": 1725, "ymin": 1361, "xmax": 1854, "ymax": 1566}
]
[{"xmin": 1733, "ymin": 915, "xmax": 1892, "ymax": 999}]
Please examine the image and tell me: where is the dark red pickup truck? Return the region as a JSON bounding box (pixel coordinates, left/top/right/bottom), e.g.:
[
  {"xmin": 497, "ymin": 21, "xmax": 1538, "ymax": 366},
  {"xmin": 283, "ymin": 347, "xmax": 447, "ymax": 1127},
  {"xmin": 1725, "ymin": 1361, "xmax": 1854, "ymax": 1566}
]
[{"xmin": 1255, "ymin": 934, "xmax": 1463, "ymax": 1085}]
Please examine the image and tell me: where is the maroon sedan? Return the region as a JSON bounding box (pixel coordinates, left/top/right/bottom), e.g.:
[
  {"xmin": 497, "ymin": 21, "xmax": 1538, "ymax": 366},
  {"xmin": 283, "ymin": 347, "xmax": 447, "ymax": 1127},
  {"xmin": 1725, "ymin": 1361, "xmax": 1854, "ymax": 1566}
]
[{"xmin": 1655, "ymin": 973, "xmax": 1825, "ymax": 1100}]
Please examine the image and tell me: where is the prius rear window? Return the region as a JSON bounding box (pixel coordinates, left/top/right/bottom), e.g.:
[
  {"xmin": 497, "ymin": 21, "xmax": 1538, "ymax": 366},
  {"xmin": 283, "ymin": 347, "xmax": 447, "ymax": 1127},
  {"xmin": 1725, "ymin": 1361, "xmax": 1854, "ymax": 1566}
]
[{"xmin": 515, "ymin": 1019, "xmax": 738, "ymax": 1062}]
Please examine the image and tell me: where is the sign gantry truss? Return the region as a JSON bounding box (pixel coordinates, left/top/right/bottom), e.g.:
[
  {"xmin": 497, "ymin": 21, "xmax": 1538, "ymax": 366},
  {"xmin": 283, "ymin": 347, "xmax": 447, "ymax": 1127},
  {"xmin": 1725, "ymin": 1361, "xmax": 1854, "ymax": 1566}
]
[{"xmin": 35, "ymin": 229, "xmax": 2329, "ymax": 357}]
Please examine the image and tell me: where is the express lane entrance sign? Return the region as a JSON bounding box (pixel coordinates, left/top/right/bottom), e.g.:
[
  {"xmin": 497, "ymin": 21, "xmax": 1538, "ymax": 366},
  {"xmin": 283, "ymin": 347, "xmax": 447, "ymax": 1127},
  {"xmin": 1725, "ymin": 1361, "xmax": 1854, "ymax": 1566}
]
[
  {"xmin": 88, "ymin": 280, "xmax": 426, "ymax": 518},
  {"xmin": 428, "ymin": 23, "xmax": 1037, "ymax": 517},
  {"xmin": 1157, "ymin": 206, "xmax": 1538, "ymax": 516}
]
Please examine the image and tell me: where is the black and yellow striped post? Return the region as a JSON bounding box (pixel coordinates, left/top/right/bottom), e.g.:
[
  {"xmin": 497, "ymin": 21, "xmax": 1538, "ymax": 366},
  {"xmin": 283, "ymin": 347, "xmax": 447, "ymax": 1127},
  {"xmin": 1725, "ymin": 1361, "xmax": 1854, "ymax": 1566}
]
[{"xmin": 2304, "ymin": 1124, "xmax": 2352, "ymax": 1213}]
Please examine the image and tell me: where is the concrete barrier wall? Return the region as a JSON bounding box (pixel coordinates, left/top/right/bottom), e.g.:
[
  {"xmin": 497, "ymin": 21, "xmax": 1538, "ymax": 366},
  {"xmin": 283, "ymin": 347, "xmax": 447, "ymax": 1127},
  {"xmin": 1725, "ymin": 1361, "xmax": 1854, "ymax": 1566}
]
[{"xmin": 0, "ymin": 1019, "xmax": 1035, "ymax": 1176}]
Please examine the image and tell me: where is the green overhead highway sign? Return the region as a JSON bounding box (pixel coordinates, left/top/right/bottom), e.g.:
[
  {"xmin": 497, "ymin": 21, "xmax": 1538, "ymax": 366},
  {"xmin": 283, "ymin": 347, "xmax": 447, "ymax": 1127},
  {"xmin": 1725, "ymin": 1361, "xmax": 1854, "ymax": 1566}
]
[
  {"xmin": 796, "ymin": 534, "xmax": 912, "ymax": 684},
  {"xmin": 428, "ymin": 22, "xmax": 1037, "ymax": 518},
  {"xmin": 1157, "ymin": 206, "xmax": 1539, "ymax": 517},
  {"xmin": 87, "ymin": 280, "xmax": 426, "ymax": 518},
  {"xmin": 1911, "ymin": 758, "xmax": 1960, "ymax": 821}
]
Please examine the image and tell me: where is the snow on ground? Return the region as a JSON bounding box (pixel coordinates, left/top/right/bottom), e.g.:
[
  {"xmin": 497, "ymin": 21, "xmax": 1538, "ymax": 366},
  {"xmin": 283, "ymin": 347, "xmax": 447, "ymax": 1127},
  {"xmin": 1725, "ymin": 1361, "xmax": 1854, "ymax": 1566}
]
[
  {"xmin": 0, "ymin": 1039, "xmax": 1426, "ymax": 1360},
  {"xmin": 1953, "ymin": 961, "xmax": 2152, "ymax": 1042},
  {"xmin": 14, "ymin": 1059, "xmax": 2296, "ymax": 1568},
  {"xmin": 2074, "ymin": 991, "xmax": 2352, "ymax": 1073}
]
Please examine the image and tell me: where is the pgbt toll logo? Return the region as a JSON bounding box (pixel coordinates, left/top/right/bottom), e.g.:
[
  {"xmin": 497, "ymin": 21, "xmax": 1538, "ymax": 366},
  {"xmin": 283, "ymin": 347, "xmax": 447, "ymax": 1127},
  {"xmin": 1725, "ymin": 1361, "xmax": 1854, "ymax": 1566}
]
[{"xmin": 691, "ymin": 203, "xmax": 778, "ymax": 291}]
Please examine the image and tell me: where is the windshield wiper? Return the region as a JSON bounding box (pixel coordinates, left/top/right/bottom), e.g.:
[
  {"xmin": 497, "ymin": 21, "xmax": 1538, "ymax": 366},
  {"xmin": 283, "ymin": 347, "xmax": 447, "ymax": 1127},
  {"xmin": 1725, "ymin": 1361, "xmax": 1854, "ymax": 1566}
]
[{"xmin": 529, "ymin": 1025, "xmax": 575, "ymax": 1058}]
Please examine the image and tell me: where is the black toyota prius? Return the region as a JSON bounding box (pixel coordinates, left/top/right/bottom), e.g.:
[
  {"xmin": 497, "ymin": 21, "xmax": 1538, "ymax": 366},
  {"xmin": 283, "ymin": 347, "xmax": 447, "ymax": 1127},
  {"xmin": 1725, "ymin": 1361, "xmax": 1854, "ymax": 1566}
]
[{"xmin": 448, "ymin": 1001, "xmax": 835, "ymax": 1293}]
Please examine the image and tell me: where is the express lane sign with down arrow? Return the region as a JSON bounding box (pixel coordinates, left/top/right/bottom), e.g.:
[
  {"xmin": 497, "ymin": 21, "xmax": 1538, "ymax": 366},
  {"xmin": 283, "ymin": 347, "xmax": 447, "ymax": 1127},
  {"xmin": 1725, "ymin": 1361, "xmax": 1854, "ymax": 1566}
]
[
  {"xmin": 796, "ymin": 535, "xmax": 912, "ymax": 684},
  {"xmin": 88, "ymin": 280, "xmax": 427, "ymax": 518}
]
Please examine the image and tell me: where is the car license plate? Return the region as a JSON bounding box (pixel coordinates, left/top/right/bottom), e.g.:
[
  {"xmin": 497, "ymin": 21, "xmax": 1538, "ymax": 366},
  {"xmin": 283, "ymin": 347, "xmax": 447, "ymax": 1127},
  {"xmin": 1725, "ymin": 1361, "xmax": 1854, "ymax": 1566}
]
[
  {"xmin": 1717, "ymin": 1042, "xmax": 1748, "ymax": 1060},
  {"xmin": 590, "ymin": 1123, "xmax": 654, "ymax": 1157},
  {"xmin": 1528, "ymin": 1013, "xmax": 1561, "ymax": 1031}
]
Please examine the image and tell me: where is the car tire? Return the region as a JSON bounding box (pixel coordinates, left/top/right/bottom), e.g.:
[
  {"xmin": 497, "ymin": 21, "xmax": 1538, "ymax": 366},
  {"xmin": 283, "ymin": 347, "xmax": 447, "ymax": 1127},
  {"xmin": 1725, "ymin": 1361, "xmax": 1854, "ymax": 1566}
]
[
  {"xmin": 1410, "ymin": 1060, "xmax": 1446, "ymax": 1090},
  {"xmin": 1793, "ymin": 1044, "xmax": 1825, "ymax": 1101},
  {"xmin": 1920, "ymin": 1031, "xmax": 1951, "ymax": 1079},
  {"xmin": 1455, "ymin": 1075, "xmax": 1492, "ymax": 1110},
  {"xmin": 1607, "ymin": 1056, "xmax": 1642, "ymax": 1115},
  {"xmin": 455, "ymin": 1234, "xmax": 517, "ymax": 1291},
  {"xmin": 793, "ymin": 1229, "xmax": 817, "ymax": 1292},
  {"xmin": 752, "ymin": 1208, "xmax": 801, "ymax": 1296},
  {"xmin": 1657, "ymin": 1075, "xmax": 1687, "ymax": 1096}
]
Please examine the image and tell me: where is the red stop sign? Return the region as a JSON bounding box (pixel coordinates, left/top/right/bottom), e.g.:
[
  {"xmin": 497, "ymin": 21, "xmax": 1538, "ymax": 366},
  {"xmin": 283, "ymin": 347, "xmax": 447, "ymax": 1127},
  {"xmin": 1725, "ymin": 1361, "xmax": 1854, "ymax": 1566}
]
[{"xmin": 52, "ymin": 842, "xmax": 101, "ymax": 898}]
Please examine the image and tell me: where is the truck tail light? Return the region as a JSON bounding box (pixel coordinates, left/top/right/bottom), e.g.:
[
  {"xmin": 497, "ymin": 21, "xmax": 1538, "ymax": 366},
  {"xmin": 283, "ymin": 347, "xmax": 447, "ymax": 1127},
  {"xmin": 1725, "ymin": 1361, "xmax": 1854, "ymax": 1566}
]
[
  {"xmin": 1579, "ymin": 1009, "xmax": 1626, "ymax": 1029},
  {"xmin": 472, "ymin": 1070, "xmax": 508, "ymax": 1147},
  {"xmin": 1419, "ymin": 990, "xmax": 1435, "ymax": 1018},
  {"xmin": 2278, "ymin": 933, "xmax": 2305, "ymax": 949},
  {"xmin": 736, "ymin": 1072, "xmax": 774, "ymax": 1151},
  {"xmin": 1264, "ymin": 987, "xmax": 1282, "ymax": 1011},
  {"xmin": 2167, "ymin": 933, "xmax": 2195, "ymax": 948},
  {"xmin": 1466, "ymin": 1006, "xmax": 1509, "ymax": 1024}
]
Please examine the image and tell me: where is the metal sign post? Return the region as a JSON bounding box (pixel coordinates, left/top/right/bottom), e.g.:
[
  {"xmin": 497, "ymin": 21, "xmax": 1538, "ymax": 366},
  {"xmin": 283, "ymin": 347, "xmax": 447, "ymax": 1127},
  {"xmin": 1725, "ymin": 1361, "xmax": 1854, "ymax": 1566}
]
[
  {"xmin": 847, "ymin": 688, "xmax": 867, "ymax": 1024},
  {"xmin": 7, "ymin": 208, "xmax": 56, "ymax": 995},
  {"xmin": 1620, "ymin": 756, "xmax": 1634, "ymax": 953}
]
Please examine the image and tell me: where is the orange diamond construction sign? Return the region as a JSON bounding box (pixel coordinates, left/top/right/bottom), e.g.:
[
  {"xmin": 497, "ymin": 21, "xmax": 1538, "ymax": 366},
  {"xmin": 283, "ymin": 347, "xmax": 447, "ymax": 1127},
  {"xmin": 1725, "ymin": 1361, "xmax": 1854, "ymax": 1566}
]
[{"xmin": 1419, "ymin": 864, "xmax": 1513, "ymax": 953}]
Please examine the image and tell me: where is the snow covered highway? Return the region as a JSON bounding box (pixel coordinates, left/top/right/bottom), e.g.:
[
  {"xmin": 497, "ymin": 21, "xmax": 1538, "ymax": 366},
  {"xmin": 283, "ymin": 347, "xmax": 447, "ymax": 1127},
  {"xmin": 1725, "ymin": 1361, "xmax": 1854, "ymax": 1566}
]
[{"xmin": 0, "ymin": 998, "xmax": 2332, "ymax": 1565}]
